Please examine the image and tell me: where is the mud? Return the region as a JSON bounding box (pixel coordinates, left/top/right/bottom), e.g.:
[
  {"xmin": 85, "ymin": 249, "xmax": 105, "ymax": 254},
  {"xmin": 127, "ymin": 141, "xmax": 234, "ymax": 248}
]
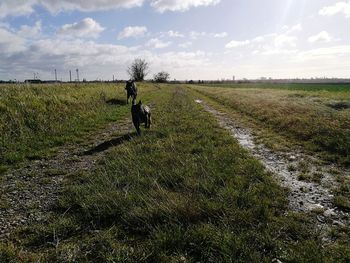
[
  {"xmin": 196, "ymin": 99, "xmax": 349, "ymax": 227},
  {"xmin": 0, "ymin": 119, "xmax": 133, "ymax": 240}
]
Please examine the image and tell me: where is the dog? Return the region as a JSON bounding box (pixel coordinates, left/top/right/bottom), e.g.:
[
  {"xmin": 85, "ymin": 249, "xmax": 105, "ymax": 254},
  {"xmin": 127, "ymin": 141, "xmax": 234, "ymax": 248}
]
[
  {"xmin": 125, "ymin": 80, "xmax": 137, "ymax": 104},
  {"xmin": 131, "ymin": 100, "xmax": 151, "ymax": 135}
]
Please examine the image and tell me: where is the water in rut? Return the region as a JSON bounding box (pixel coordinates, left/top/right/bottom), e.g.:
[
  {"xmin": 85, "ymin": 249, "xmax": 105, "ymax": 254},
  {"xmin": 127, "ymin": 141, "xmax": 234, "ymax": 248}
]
[{"xmin": 195, "ymin": 99, "xmax": 349, "ymax": 228}]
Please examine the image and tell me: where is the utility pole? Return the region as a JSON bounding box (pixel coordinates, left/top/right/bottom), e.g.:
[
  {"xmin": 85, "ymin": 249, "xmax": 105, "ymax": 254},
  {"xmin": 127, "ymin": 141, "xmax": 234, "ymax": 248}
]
[
  {"xmin": 76, "ymin": 69, "xmax": 79, "ymax": 82},
  {"xmin": 113, "ymin": 75, "xmax": 114, "ymax": 82},
  {"xmin": 55, "ymin": 69, "xmax": 57, "ymax": 82},
  {"xmin": 69, "ymin": 70, "xmax": 72, "ymax": 82}
]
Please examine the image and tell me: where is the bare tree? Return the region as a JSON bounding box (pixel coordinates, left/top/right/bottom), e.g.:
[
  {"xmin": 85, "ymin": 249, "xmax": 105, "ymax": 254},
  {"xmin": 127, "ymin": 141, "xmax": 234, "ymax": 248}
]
[
  {"xmin": 153, "ymin": 71, "xmax": 170, "ymax": 83},
  {"xmin": 127, "ymin": 58, "xmax": 150, "ymax": 81}
]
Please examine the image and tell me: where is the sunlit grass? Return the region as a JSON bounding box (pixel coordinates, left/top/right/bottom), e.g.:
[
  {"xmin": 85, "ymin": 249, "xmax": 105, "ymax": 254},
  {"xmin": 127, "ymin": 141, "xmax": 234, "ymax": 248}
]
[
  {"xmin": 1, "ymin": 85, "xmax": 349, "ymax": 262},
  {"xmin": 0, "ymin": 83, "xmax": 161, "ymax": 169},
  {"xmin": 191, "ymin": 84, "xmax": 350, "ymax": 166}
]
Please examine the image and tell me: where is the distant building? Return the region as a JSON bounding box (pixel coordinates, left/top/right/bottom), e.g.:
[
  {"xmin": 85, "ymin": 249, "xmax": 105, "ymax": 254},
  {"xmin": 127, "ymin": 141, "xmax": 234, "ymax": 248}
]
[{"xmin": 24, "ymin": 79, "xmax": 42, "ymax": 83}]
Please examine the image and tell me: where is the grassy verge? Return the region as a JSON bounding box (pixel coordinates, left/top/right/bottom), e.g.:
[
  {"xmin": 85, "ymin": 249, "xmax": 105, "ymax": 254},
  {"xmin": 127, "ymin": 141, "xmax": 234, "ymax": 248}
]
[
  {"xmin": 199, "ymin": 83, "xmax": 350, "ymax": 93},
  {"xmin": 190, "ymin": 84, "xmax": 350, "ymax": 166},
  {"xmin": 1, "ymin": 85, "xmax": 349, "ymax": 262},
  {"xmin": 0, "ymin": 83, "xmax": 124, "ymax": 167},
  {"xmin": 0, "ymin": 83, "xmax": 159, "ymax": 170}
]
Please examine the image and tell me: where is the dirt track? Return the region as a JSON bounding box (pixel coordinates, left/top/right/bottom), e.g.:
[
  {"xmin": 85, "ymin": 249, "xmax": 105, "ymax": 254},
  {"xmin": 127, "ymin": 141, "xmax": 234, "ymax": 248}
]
[
  {"xmin": 0, "ymin": 119, "xmax": 134, "ymax": 240},
  {"xmin": 195, "ymin": 99, "xmax": 349, "ymax": 229}
]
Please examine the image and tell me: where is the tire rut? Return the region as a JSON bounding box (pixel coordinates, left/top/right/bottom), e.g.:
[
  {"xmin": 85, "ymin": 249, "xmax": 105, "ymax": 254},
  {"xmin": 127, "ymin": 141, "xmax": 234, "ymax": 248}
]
[
  {"xmin": 0, "ymin": 118, "xmax": 133, "ymax": 240},
  {"xmin": 195, "ymin": 99, "xmax": 349, "ymax": 230}
]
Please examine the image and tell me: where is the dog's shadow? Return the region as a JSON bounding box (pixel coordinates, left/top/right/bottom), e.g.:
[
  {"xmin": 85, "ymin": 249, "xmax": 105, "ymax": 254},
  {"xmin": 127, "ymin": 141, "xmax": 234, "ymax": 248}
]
[
  {"xmin": 106, "ymin": 98, "xmax": 126, "ymax": 106},
  {"xmin": 83, "ymin": 133, "xmax": 136, "ymax": 155},
  {"xmin": 82, "ymin": 130, "xmax": 166, "ymax": 156}
]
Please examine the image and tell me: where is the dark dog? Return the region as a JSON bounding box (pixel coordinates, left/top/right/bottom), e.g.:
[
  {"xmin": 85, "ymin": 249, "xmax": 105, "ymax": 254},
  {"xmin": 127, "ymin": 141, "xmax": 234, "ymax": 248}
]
[
  {"xmin": 131, "ymin": 100, "xmax": 151, "ymax": 135},
  {"xmin": 125, "ymin": 80, "xmax": 137, "ymax": 104}
]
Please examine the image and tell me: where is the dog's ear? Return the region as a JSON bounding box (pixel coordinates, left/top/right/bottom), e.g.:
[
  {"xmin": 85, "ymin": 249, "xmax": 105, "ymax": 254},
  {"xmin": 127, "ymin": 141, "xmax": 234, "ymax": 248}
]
[{"xmin": 138, "ymin": 100, "xmax": 142, "ymax": 105}]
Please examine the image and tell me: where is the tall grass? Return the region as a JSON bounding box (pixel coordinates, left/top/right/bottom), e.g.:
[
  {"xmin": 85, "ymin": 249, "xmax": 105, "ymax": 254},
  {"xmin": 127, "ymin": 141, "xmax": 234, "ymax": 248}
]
[
  {"xmin": 0, "ymin": 83, "xmax": 127, "ymax": 167},
  {"xmin": 191, "ymin": 85, "xmax": 350, "ymax": 165},
  {"xmin": 200, "ymin": 83, "xmax": 350, "ymax": 94},
  {"xmin": 3, "ymin": 85, "xmax": 349, "ymax": 262}
]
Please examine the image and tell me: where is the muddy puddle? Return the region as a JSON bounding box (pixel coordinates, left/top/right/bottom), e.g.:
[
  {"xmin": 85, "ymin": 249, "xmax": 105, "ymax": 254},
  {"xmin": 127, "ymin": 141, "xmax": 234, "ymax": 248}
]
[{"xmin": 195, "ymin": 99, "xmax": 349, "ymax": 227}]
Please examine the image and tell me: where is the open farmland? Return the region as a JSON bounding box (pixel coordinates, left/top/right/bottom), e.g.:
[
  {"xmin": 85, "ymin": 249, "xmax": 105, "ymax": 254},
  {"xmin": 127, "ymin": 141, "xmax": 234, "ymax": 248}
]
[
  {"xmin": 0, "ymin": 83, "xmax": 127, "ymax": 169},
  {"xmin": 192, "ymin": 83, "xmax": 350, "ymax": 165},
  {"xmin": 0, "ymin": 83, "xmax": 349, "ymax": 262}
]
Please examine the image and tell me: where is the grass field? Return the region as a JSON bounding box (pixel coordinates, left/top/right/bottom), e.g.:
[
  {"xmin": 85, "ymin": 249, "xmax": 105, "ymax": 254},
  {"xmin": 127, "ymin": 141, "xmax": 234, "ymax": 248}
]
[
  {"xmin": 192, "ymin": 83, "xmax": 350, "ymax": 166},
  {"xmin": 0, "ymin": 83, "xmax": 349, "ymax": 262},
  {"xmin": 0, "ymin": 83, "xmax": 125, "ymax": 170},
  {"xmin": 200, "ymin": 83, "xmax": 350, "ymax": 93},
  {"xmin": 0, "ymin": 83, "xmax": 161, "ymax": 173}
]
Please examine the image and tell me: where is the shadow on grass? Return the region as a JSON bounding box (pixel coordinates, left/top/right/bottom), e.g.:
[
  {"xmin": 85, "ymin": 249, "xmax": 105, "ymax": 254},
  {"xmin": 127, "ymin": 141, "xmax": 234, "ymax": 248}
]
[
  {"xmin": 83, "ymin": 130, "xmax": 167, "ymax": 155},
  {"xmin": 83, "ymin": 134, "xmax": 135, "ymax": 155},
  {"xmin": 106, "ymin": 98, "xmax": 126, "ymax": 106},
  {"xmin": 327, "ymin": 101, "xmax": 350, "ymax": 111}
]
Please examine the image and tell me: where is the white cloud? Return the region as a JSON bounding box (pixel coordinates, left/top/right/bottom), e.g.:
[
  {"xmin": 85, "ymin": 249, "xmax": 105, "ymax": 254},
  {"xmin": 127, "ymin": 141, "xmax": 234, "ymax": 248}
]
[
  {"xmin": 273, "ymin": 24, "xmax": 301, "ymax": 48},
  {"xmin": 146, "ymin": 38, "xmax": 171, "ymax": 49},
  {"xmin": 225, "ymin": 24, "xmax": 302, "ymax": 58},
  {"xmin": 151, "ymin": 0, "xmax": 220, "ymax": 13},
  {"xmin": 274, "ymin": 34, "xmax": 297, "ymax": 48},
  {"xmin": 0, "ymin": 0, "xmax": 36, "ymax": 18},
  {"xmin": 225, "ymin": 40, "xmax": 250, "ymax": 48},
  {"xmin": 179, "ymin": 41, "xmax": 192, "ymax": 48},
  {"xmin": 288, "ymin": 23, "xmax": 302, "ymax": 33},
  {"xmin": 118, "ymin": 26, "xmax": 147, "ymax": 39},
  {"xmin": 0, "ymin": 0, "xmax": 221, "ymax": 18},
  {"xmin": 294, "ymin": 45, "xmax": 350, "ymax": 62},
  {"xmin": 166, "ymin": 30, "xmax": 184, "ymax": 38},
  {"xmin": 252, "ymin": 35, "xmax": 268, "ymax": 43},
  {"xmin": 0, "ymin": 21, "xmax": 10, "ymax": 29},
  {"xmin": 0, "ymin": 0, "xmax": 143, "ymax": 18},
  {"xmin": 18, "ymin": 21, "xmax": 42, "ymax": 38},
  {"xmin": 40, "ymin": 0, "xmax": 144, "ymax": 13},
  {"xmin": 319, "ymin": 1, "xmax": 350, "ymax": 18},
  {"xmin": 57, "ymin": 18, "xmax": 104, "ymax": 38},
  {"xmin": 152, "ymin": 50, "xmax": 209, "ymax": 68},
  {"xmin": 2, "ymin": 23, "xmax": 350, "ymax": 81},
  {"xmin": 0, "ymin": 27, "xmax": 26, "ymax": 54},
  {"xmin": 308, "ymin": 31, "xmax": 333, "ymax": 44},
  {"xmin": 190, "ymin": 31, "xmax": 229, "ymax": 39},
  {"xmin": 260, "ymin": 27, "xmax": 300, "ymax": 48},
  {"xmin": 214, "ymin": 32, "xmax": 228, "ymax": 38},
  {"xmin": 190, "ymin": 31, "xmax": 207, "ymax": 39},
  {"xmin": 0, "ymin": 30, "xmax": 210, "ymax": 81},
  {"xmin": 158, "ymin": 30, "xmax": 185, "ymax": 38},
  {"xmin": 257, "ymin": 48, "xmax": 298, "ymax": 56}
]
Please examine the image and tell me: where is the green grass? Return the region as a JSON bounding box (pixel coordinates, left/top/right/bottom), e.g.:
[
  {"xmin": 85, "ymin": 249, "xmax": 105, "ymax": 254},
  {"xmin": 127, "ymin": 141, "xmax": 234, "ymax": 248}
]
[
  {"xmin": 0, "ymin": 83, "xmax": 161, "ymax": 170},
  {"xmin": 199, "ymin": 83, "xmax": 350, "ymax": 93},
  {"xmin": 190, "ymin": 84, "xmax": 350, "ymax": 166},
  {"xmin": 0, "ymin": 83, "xmax": 124, "ymax": 166},
  {"xmin": 2, "ymin": 85, "xmax": 349, "ymax": 262}
]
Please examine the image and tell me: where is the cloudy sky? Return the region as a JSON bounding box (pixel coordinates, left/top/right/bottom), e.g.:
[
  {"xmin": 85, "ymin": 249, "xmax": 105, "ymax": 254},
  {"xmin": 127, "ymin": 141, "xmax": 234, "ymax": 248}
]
[{"xmin": 0, "ymin": 0, "xmax": 349, "ymax": 81}]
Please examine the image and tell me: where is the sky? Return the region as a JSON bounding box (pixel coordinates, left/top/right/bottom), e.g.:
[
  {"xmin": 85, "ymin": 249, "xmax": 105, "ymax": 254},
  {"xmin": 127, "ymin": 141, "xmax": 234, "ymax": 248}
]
[{"xmin": 0, "ymin": 0, "xmax": 350, "ymax": 81}]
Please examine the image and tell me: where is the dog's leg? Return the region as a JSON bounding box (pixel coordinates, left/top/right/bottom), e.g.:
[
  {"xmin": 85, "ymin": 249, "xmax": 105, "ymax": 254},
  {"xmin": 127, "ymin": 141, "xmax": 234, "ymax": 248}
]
[
  {"xmin": 137, "ymin": 124, "xmax": 141, "ymax": 135},
  {"xmin": 133, "ymin": 120, "xmax": 141, "ymax": 135},
  {"xmin": 147, "ymin": 114, "xmax": 151, "ymax": 128}
]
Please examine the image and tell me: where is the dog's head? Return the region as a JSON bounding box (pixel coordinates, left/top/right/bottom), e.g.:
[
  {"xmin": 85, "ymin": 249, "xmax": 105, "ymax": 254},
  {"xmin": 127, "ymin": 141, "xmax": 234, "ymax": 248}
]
[{"xmin": 131, "ymin": 100, "xmax": 142, "ymax": 113}]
